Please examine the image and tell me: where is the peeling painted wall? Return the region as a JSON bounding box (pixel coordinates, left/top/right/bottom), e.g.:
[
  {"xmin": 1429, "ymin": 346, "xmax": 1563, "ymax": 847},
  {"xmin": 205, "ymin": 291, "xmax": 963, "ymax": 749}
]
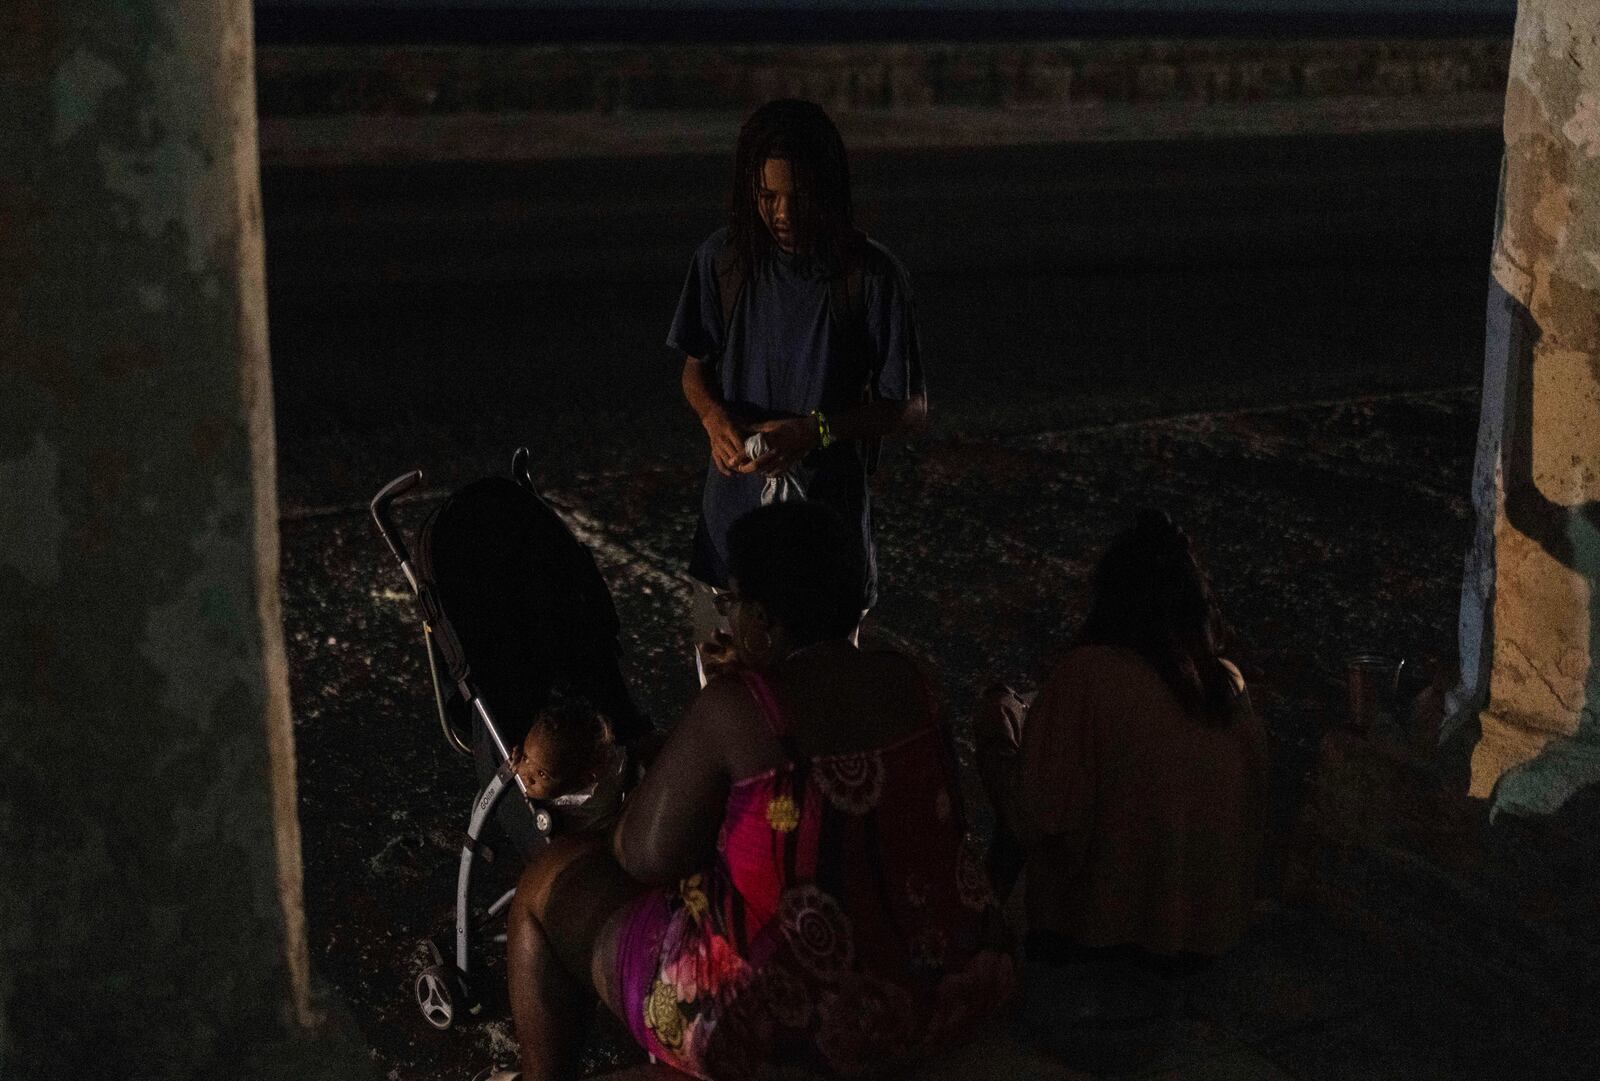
[
  {"xmin": 0, "ymin": 1, "xmax": 355, "ymax": 1076},
  {"xmin": 1455, "ymin": 0, "xmax": 1600, "ymax": 816}
]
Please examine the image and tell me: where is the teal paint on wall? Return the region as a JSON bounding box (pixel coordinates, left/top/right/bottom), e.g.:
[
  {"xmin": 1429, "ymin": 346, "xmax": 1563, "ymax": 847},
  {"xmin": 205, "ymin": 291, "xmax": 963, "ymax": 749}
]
[{"xmin": 0, "ymin": 1, "xmax": 374, "ymax": 1076}]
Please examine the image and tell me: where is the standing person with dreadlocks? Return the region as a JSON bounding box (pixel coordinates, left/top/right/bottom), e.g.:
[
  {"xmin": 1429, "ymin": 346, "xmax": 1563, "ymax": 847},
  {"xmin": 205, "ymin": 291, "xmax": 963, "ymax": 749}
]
[{"xmin": 668, "ymin": 99, "xmax": 928, "ymax": 679}]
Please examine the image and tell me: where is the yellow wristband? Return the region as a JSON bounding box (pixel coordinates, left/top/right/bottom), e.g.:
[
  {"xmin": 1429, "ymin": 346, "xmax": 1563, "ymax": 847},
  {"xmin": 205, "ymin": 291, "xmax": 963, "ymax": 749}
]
[{"xmin": 810, "ymin": 409, "xmax": 832, "ymax": 448}]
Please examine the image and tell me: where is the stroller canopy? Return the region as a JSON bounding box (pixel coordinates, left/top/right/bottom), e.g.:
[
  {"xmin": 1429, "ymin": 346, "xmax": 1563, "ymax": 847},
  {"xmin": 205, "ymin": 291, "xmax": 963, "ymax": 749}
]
[{"xmin": 416, "ymin": 476, "xmax": 643, "ymax": 747}]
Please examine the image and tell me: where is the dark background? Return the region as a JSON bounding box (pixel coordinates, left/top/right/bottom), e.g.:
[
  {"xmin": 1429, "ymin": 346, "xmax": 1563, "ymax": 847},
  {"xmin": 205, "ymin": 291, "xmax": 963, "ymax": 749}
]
[
  {"xmin": 259, "ymin": 5, "xmax": 1516, "ymax": 1074},
  {"xmin": 254, "ymin": 0, "xmax": 1517, "ymax": 43}
]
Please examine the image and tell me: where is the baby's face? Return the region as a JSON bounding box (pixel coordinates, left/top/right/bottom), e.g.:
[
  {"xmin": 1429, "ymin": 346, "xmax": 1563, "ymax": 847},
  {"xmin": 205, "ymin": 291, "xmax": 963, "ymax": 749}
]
[{"xmin": 511, "ymin": 727, "xmax": 568, "ymax": 801}]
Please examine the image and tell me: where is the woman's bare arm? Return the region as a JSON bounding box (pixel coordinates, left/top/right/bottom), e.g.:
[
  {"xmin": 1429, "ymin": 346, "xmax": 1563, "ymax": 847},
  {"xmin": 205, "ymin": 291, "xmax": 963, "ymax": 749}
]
[{"xmin": 611, "ymin": 678, "xmax": 740, "ymax": 884}]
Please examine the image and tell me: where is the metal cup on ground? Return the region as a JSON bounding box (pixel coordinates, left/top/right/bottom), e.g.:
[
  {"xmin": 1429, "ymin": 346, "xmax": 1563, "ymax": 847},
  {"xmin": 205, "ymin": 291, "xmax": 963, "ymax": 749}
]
[{"xmin": 1345, "ymin": 653, "xmax": 1406, "ymax": 734}]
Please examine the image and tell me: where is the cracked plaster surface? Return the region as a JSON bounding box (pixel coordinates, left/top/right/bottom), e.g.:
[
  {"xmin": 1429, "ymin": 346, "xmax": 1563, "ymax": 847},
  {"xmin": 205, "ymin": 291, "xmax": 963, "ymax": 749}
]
[
  {"xmin": 0, "ymin": 434, "xmax": 67, "ymax": 587},
  {"xmin": 1531, "ymin": 347, "xmax": 1600, "ymax": 505},
  {"xmin": 50, "ymin": 10, "xmax": 256, "ymax": 277},
  {"xmin": 1470, "ymin": 0, "xmax": 1600, "ymax": 815},
  {"xmin": 50, "ymin": 47, "xmax": 125, "ymax": 147},
  {"xmin": 139, "ymin": 476, "xmax": 261, "ymax": 725},
  {"xmin": 1500, "ymin": 636, "xmax": 1587, "ymax": 720},
  {"xmin": 1487, "ymin": 727, "xmax": 1600, "ymax": 818},
  {"xmin": 1564, "ymin": 92, "xmax": 1600, "ymax": 159},
  {"xmin": 3, "ymin": 0, "xmax": 319, "ymax": 1074}
]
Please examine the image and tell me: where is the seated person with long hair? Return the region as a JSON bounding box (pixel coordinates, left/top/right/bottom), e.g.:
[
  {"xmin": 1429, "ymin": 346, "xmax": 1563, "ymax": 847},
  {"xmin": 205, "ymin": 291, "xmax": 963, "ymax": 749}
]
[
  {"xmin": 978, "ymin": 511, "xmax": 1269, "ymax": 980},
  {"xmin": 503, "ymin": 501, "xmax": 1013, "ymax": 1081}
]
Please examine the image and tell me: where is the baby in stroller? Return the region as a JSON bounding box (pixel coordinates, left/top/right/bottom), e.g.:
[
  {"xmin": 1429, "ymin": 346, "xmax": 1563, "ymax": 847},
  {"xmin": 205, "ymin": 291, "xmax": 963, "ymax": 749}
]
[
  {"xmin": 508, "ymin": 691, "xmax": 631, "ymax": 833},
  {"xmin": 370, "ymin": 452, "xmax": 655, "ymax": 1031}
]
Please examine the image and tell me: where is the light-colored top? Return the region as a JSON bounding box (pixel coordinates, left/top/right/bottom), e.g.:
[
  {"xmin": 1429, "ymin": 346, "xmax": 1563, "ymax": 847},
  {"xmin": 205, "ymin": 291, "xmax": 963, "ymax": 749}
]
[{"xmin": 1018, "ymin": 645, "xmax": 1269, "ymax": 957}]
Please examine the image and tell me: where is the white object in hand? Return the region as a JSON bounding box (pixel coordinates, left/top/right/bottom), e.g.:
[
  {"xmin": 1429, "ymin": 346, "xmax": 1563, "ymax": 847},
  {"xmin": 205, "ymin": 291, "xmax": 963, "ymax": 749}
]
[{"xmin": 745, "ymin": 432, "xmax": 808, "ymax": 505}]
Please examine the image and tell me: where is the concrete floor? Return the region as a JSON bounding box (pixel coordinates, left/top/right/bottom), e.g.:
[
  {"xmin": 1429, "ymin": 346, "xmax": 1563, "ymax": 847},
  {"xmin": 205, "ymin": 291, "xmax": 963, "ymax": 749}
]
[{"xmin": 268, "ymin": 130, "xmax": 1589, "ymax": 1078}]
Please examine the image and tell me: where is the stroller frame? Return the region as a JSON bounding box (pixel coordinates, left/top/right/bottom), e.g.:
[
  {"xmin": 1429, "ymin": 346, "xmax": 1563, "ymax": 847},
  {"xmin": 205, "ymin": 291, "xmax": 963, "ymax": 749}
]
[{"xmin": 370, "ymin": 448, "xmax": 561, "ymax": 1031}]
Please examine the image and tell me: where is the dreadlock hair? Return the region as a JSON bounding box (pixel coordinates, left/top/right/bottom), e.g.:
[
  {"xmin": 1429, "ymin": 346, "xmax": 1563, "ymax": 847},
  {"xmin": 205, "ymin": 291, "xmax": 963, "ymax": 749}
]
[
  {"xmin": 727, "ymin": 99, "xmax": 860, "ymax": 279},
  {"xmin": 1077, "ymin": 510, "xmax": 1238, "ymax": 726}
]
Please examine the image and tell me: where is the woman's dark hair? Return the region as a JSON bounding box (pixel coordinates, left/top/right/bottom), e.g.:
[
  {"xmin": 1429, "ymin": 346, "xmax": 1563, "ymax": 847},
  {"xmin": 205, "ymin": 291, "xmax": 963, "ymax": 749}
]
[
  {"xmin": 727, "ymin": 99, "xmax": 859, "ymax": 278},
  {"xmin": 727, "ymin": 501, "xmax": 865, "ymax": 646},
  {"xmin": 1078, "ymin": 511, "xmax": 1236, "ymax": 725}
]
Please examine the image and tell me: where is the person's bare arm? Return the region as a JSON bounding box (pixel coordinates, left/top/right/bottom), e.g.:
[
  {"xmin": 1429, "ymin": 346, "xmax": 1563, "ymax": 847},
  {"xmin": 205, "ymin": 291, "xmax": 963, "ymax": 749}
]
[
  {"xmin": 974, "ymin": 685, "xmax": 1028, "ymax": 839},
  {"xmin": 743, "ymin": 393, "xmax": 929, "ymax": 476},
  {"xmin": 611, "ymin": 678, "xmax": 739, "ymax": 884},
  {"xmin": 681, "ymin": 356, "xmax": 748, "ymax": 477},
  {"xmin": 828, "ymin": 392, "xmax": 929, "ymax": 442}
]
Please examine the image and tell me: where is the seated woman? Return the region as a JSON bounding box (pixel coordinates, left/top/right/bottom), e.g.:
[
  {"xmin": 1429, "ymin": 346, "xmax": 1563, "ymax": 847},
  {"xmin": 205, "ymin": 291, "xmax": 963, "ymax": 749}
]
[
  {"xmin": 505, "ymin": 501, "xmax": 1014, "ymax": 1081},
  {"xmin": 977, "ymin": 510, "xmax": 1269, "ymax": 975}
]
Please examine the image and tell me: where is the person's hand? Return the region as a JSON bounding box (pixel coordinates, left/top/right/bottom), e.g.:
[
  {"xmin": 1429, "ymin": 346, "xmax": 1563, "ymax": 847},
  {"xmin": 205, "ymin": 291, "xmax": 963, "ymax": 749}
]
[
  {"xmin": 975, "ymin": 683, "xmax": 1026, "ymax": 753},
  {"xmin": 697, "ymin": 629, "xmax": 741, "ymax": 680},
  {"xmin": 975, "ymin": 684, "xmax": 1026, "ymax": 821},
  {"xmin": 741, "ymin": 416, "xmax": 819, "ymax": 476},
  {"xmin": 702, "ymin": 408, "xmax": 748, "ymax": 477}
]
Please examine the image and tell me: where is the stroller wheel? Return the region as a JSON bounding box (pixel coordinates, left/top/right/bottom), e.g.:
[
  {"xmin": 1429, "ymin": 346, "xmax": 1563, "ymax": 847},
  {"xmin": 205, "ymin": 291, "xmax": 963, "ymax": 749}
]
[{"xmin": 416, "ymin": 964, "xmax": 457, "ymax": 1030}]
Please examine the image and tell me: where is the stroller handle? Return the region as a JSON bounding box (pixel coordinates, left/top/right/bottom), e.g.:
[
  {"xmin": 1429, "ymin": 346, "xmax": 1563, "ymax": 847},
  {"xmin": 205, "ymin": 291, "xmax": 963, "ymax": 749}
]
[
  {"xmin": 371, "ymin": 470, "xmax": 424, "ymax": 580},
  {"xmin": 511, "ymin": 446, "xmax": 535, "ymax": 493}
]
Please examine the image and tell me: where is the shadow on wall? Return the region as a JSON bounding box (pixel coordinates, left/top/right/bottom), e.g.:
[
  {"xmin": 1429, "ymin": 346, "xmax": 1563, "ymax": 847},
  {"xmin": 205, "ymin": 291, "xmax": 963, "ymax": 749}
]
[{"xmin": 1469, "ymin": 280, "xmax": 1600, "ymax": 817}]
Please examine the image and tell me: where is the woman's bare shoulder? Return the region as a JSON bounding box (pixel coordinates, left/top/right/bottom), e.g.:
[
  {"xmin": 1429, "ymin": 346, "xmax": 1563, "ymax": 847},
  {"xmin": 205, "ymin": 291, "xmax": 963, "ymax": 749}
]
[{"xmin": 689, "ymin": 671, "xmax": 765, "ymax": 737}]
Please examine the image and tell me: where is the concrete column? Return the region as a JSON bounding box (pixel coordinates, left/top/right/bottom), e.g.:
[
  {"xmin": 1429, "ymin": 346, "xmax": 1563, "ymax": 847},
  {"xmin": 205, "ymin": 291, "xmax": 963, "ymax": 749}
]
[
  {"xmin": 1458, "ymin": 0, "xmax": 1600, "ymax": 816},
  {"xmin": 0, "ymin": 2, "xmax": 364, "ymax": 1076}
]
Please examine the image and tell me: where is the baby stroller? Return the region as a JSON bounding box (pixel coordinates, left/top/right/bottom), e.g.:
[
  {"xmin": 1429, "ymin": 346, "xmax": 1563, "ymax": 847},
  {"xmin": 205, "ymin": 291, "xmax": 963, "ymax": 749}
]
[{"xmin": 370, "ymin": 448, "xmax": 648, "ymax": 1031}]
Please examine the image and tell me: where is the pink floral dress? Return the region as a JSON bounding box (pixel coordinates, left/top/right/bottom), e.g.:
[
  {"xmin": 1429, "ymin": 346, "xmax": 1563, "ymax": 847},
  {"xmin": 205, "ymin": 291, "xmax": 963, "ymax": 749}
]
[{"xmin": 614, "ymin": 670, "xmax": 1015, "ymax": 1079}]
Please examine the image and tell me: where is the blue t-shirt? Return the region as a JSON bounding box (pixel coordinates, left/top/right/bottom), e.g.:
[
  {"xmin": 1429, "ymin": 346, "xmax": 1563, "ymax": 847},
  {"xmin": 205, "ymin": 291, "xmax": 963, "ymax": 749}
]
[{"xmin": 668, "ymin": 228, "xmax": 924, "ymax": 607}]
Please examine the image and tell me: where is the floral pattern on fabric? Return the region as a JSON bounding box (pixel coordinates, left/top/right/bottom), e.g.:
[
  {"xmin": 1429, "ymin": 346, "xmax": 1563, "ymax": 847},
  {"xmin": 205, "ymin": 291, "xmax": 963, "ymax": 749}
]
[
  {"xmin": 680, "ymin": 873, "xmax": 710, "ymax": 925},
  {"xmin": 644, "ymin": 925, "xmax": 755, "ymax": 1070},
  {"xmin": 644, "ymin": 977, "xmax": 686, "ymax": 1051},
  {"xmin": 955, "ymin": 837, "xmax": 994, "ymax": 912},
  {"xmin": 616, "ymin": 677, "xmax": 1016, "ymax": 1081},
  {"xmin": 752, "ymin": 962, "xmax": 812, "ymax": 1029},
  {"xmin": 814, "ymin": 752, "xmax": 885, "ymax": 814},
  {"xmin": 766, "ymin": 793, "xmax": 800, "ymax": 832},
  {"xmin": 662, "ymin": 929, "xmax": 750, "ymax": 1007},
  {"xmin": 780, "ymin": 885, "xmax": 856, "ymax": 980},
  {"xmin": 702, "ymin": 983, "xmax": 776, "ymax": 1079},
  {"xmin": 815, "ymin": 973, "xmax": 915, "ymax": 1076}
]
